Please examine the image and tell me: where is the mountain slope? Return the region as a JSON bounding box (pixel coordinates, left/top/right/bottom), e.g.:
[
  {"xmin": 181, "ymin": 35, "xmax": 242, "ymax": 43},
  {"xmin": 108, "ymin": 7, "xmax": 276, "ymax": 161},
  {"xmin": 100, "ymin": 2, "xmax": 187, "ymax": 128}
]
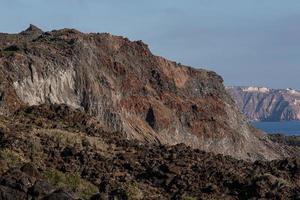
[
  {"xmin": 0, "ymin": 25, "xmax": 291, "ymax": 160},
  {"xmin": 227, "ymin": 86, "xmax": 300, "ymax": 121},
  {"xmin": 0, "ymin": 104, "xmax": 299, "ymax": 199}
]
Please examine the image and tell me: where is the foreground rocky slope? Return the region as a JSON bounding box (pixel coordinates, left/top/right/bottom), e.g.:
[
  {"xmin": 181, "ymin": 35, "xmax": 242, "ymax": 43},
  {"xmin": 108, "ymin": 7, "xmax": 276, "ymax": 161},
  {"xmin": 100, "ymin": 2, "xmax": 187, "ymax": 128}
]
[
  {"xmin": 269, "ymin": 134, "xmax": 300, "ymax": 147},
  {"xmin": 227, "ymin": 86, "xmax": 300, "ymax": 121},
  {"xmin": 0, "ymin": 104, "xmax": 299, "ymax": 199},
  {"xmin": 0, "ymin": 25, "xmax": 291, "ymax": 160},
  {"xmin": 268, "ymin": 134, "xmax": 300, "ymax": 157}
]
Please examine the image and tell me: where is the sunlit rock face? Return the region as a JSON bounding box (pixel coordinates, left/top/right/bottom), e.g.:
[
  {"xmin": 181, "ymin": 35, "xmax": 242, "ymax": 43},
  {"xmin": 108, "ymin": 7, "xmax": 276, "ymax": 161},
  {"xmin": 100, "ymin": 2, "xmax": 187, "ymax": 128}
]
[
  {"xmin": 227, "ymin": 86, "xmax": 300, "ymax": 122},
  {"xmin": 0, "ymin": 25, "xmax": 291, "ymax": 160}
]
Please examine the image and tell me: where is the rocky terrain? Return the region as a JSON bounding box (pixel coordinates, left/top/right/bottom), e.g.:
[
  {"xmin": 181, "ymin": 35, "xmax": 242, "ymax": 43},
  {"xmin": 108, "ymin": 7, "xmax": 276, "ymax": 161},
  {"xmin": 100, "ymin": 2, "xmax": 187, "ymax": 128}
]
[
  {"xmin": 0, "ymin": 104, "xmax": 299, "ymax": 200},
  {"xmin": 0, "ymin": 25, "xmax": 299, "ymax": 199},
  {"xmin": 268, "ymin": 134, "xmax": 300, "ymax": 154},
  {"xmin": 0, "ymin": 25, "xmax": 293, "ymax": 161},
  {"xmin": 227, "ymin": 86, "xmax": 300, "ymax": 121}
]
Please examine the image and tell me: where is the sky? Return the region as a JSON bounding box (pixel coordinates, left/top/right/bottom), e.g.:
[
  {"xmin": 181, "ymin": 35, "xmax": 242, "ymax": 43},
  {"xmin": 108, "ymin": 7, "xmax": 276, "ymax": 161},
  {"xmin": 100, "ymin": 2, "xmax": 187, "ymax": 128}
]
[{"xmin": 0, "ymin": 0, "xmax": 300, "ymax": 89}]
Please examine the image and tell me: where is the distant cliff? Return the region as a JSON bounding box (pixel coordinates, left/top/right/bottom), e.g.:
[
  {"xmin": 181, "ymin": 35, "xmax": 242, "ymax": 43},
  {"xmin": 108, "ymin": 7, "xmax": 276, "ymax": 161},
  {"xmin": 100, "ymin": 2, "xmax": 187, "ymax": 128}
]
[{"xmin": 227, "ymin": 86, "xmax": 300, "ymax": 121}]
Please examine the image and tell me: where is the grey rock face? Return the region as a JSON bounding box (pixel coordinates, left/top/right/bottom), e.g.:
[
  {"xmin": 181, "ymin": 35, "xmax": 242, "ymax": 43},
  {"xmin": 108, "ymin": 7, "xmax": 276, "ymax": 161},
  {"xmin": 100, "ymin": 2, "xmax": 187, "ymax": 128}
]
[
  {"xmin": 227, "ymin": 86, "xmax": 300, "ymax": 121},
  {"xmin": 13, "ymin": 65, "xmax": 80, "ymax": 108}
]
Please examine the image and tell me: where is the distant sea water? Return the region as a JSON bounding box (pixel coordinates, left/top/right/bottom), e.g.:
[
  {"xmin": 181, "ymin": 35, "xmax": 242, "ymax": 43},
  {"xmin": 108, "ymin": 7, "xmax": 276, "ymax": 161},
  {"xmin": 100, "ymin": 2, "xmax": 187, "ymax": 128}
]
[{"xmin": 252, "ymin": 121, "xmax": 300, "ymax": 136}]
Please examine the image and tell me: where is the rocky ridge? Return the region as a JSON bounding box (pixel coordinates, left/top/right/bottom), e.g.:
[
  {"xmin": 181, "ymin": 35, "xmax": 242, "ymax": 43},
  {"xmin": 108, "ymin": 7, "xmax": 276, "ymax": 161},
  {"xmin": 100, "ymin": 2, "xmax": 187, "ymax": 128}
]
[
  {"xmin": 0, "ymin": 25, "xmax": 293, "ymax": 161},
  {"xmin": 227, "ymin": 86, "xmax": 300, "ymax": 121}
]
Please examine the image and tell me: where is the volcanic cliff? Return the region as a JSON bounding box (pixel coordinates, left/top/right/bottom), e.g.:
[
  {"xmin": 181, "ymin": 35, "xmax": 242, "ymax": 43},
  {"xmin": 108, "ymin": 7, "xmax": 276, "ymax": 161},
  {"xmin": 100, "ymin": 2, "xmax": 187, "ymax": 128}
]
[
  {"xmin": 227, "ymin": 86, "xmax": 300, "ymax": 121},
  {"xmin": 0, "ymin": 25, "xmax": 291, "ymax": 160}
]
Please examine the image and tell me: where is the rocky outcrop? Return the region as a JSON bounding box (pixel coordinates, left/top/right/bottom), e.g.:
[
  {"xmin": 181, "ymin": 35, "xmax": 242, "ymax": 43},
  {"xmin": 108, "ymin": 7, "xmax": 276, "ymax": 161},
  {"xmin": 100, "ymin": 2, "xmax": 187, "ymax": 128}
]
[
  {"xmin": 0, "ymin": 104, "xmax": 298, "ymax": 199},
  {"xmin": 227, "ymin": 86, "xmax": 300, "ymax": 121},
  {"xmin": 0, "ymin": 166, "xmax": 76, "ymax": 200},
  {"xmin": 0, "ymin": 25, "xmax": 292, "ymax": 160}
]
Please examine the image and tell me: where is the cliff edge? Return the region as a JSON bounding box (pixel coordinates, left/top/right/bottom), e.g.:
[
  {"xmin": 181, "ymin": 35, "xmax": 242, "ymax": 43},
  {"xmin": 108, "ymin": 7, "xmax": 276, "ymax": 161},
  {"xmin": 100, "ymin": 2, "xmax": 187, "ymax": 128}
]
[{"xmin": 227, "ymin": 86, "xmax": 300, "ymax": 121}]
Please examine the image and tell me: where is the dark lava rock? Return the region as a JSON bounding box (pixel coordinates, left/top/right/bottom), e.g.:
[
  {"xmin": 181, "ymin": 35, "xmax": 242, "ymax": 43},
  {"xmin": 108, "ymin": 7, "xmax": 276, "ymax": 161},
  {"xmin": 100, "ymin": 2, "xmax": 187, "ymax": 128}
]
[
  {"xmin": 0, "ymin": 104, "xmax": 298, "ymax": 199},
  {"xmin": 29, "ymin": 180, "xmax": 56, "ymax": 198},
  {"xmin": 21, "ymin": 163, "xmax": 40, "ymax": 178},
  {"xmin": 0, "ymin": 185, "xmax": 27, "ymax": 200},
  {"xmin": 42, "ymin": 189, "xmax": 75, "ymax": 200},
  {"xmin": 0, "ymin": 169, "xmax": 36, "ymax": 193}
]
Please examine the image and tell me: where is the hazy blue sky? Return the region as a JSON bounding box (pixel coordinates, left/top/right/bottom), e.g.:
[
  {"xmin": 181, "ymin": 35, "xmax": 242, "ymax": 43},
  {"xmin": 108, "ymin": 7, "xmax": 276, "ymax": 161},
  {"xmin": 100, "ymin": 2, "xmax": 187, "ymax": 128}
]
[{"xmin": 1, "ymin": 0, "xmax": 300, "ymax": 88}]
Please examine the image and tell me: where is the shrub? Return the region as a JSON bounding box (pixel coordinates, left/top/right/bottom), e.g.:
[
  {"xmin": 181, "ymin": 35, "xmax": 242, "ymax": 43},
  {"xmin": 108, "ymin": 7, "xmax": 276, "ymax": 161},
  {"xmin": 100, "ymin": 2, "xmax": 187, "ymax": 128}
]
[
  {"xmin": 0, "ymin": 149, "xmax": 26, "ymax": 167},
  {"xmin": 0, "ymin": 50, "xmax": 15, "ymax": 57},
  {"xmin": 42, "ymin": 169, "xmax": 98, "ymax": 199},
  {"xmin": 125, "ymin": 182, "xmax": 143, "ymax": 200},
  {"xmin": 29, "ymin": 138, "xmax": 43, "ymax": 165},
  {"xmin": 183, "ymin": 196, "xmax": 197, "ymax": 200}
]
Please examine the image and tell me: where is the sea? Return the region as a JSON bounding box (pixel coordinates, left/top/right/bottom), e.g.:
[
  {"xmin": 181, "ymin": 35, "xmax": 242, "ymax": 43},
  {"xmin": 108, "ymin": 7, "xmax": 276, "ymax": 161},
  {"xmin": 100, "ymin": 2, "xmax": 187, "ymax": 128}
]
[{"xmin": 252, "ymin": 121, "xmax": 300, "ymax": 136}]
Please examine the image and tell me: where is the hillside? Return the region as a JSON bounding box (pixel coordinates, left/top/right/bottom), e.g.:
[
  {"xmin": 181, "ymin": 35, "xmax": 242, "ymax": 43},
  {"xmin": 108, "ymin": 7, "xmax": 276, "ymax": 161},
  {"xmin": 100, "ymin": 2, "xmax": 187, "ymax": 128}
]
[
  {"xmin": 0, "ymin": 25, "xmax": 292, "ymax": 161},
  {"xmin": 227, "ymin": 86, "xmax": 300, "ymax": 121},
  {"xmin": 0, "ymin": 104, "xmax": 298, "ymax": 199}
]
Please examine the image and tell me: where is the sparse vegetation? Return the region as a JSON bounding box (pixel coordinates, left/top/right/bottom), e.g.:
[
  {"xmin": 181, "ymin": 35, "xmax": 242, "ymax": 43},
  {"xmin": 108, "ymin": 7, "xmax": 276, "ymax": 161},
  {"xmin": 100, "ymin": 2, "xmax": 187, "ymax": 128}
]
[
  {"xmin": 0, "ymin": 148, "xmax": 27, "ymax": 171},
  {"xmin": 43, "ymin": 169, "xmax": 98, "ymax": 199},
  {"xmin": 182, "ymin": 196, "xmax": 197, "ymax": 200},
  {"xmin": 29, "ymin": 138, "xmax": 43, "ymax": 165},
  {"xmin": 0, "ymin": 45, "xmax": 22, "ymax": 57},
  {"xmin": 36, "ymin": 128, "xmax": 108, "ymax": 152},
  {"xmin": 268, "ymin": 134, "xmax": 300, "ymax": 147},
  {"xmin": 37, "ymin": 129, "xmax": 82, "ymax": 147},
  {"xmin": 124, "ymin": 182, "xmax": 143, "ymax": 200},
  {"xmin": 0, "ymin": 50, "xmax": 15, "ymax": 57}
]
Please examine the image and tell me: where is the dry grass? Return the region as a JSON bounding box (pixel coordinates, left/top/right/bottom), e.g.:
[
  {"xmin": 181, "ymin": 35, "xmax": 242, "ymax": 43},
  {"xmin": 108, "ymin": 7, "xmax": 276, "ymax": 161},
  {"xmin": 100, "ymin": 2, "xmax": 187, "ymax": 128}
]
[
  {"xmin": 43, "ymin": 169, "xmax": 98, "ymax": 199},
  {"xmin": 124, "ymin": 181, "xmax": 144, "ymax": 200},
  {"xmin": 35, "ymin": 128, "xmax": 108, "ymax": 152},
  {"xmin": 0, "ymin": 148, "xmax": 27, "ymax": 172}
]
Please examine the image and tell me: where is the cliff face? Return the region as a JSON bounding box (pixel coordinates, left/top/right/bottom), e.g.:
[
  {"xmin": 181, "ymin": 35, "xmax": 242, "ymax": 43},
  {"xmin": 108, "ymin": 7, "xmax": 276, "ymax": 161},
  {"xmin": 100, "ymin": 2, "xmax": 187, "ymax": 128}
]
[
  {"xmin": 227, "ymin": 86, "xmax": 300, "ymax": 121},
  {"xmin": 0, "ymin": 25, "xmax": 291, "ymax": 160}
]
